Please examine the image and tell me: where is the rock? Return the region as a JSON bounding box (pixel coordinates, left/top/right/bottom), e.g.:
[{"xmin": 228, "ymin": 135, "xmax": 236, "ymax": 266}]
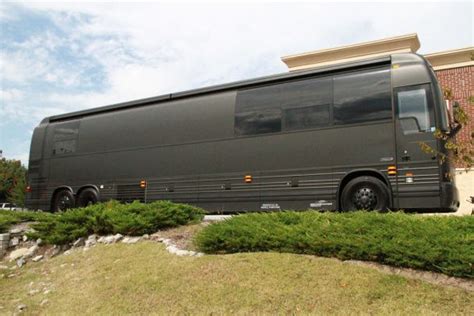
[
  {"xmin": 32, "ymin": 255, "xmax": 43, "ymax": 262},
  {"xmin": 64, "ymin": 250, "xmax": 72, "ymax": 255},
  {"xmin": 17, "ymin": 304, "xmax": 27, "ymax": 312},
  {"xmin": 9, "ymin": 237, "xmax": 19, "ymax": 247},
  {"xmin": 40, "ymin": 299, "xmax": 49, "ymax": 306},
  {"xmin": 9, "ymin": 228, "xmax": 22, "ymax": 234},
  {"xmin": 8, "ymin": 248, "xmax": 30, "ymax": 261},
  {"xmin": 16, "ymin": 258, "xmax": 25, "ymax": 268},
  {"xmin": 0, "ymin": 265, "xmax": 8, "ymax": 269},
  {"xmin": 122, "ymin": 236, "xmax": 141, "ymax": 244},
  {"xmin": 50, "ymin": 247, "xmax": 61, "ymax": 258},
  {"xmin": 99, "ymin": 234, "xmax": 123, "ymax": 244},
  {"xmin": 85, "ymin": 235, "xmax": 97, "ymax": 247},
  {"xmin": 142, "ymin": 234, "xmax": 150, "ymax": 240},
  {"xmin": 22, "ymin": 235, "xmax": 28, "ymax": 242},
  {"xmin": 28, "ymin": 289, "xmax": 39, "ymax": 296},
  {"xmin": 72, "ymin": 237, "xmax": 85, "ymax": 248},
  {"xmin": 24, "ymin": 245, "xmax": 38, "ymax": 259},
  {"xmin": 36, "ymin": 238, "xmax": 42, "ymax": 246}
]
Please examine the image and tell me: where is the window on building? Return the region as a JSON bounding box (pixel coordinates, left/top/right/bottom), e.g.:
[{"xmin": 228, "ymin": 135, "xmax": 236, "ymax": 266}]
[{"xmin": 333, "ymin": 67, "xmax": 392, "ymax": 124}]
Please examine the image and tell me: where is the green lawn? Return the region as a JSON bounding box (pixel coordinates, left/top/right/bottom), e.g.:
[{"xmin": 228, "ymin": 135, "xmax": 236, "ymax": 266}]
[{"xmin": 1, "ymin": 242, "xmax": 472, "ymax": 315}]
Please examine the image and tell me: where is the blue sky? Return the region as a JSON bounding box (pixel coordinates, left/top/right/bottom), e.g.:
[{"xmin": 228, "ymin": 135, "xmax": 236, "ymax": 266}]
[{"xmin": 1, "ymin": 1, "xmax": 473, "ymax": 166}]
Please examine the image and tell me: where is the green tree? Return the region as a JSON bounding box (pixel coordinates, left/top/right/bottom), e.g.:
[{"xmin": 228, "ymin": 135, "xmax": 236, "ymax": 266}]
[{"xmin": 0, "ymin": 158, "xmax": 27, "ymax": 207}]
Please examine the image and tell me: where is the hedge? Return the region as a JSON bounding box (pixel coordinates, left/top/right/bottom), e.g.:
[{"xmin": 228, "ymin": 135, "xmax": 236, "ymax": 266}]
[{"xmin": 195, "ymin": 211, "xmax": 474, "ymax": 278}]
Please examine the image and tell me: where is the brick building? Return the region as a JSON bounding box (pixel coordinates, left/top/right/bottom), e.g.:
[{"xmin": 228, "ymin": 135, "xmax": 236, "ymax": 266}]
[{"xmin": 281, "ymin": 34, "xmax": 473, "ymax": 214}]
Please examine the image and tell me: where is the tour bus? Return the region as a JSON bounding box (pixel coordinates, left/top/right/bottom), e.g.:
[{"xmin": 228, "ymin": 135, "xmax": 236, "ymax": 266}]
[{"xmin": 25, "ymin": 53, "xmax": 459, "ymax": 213}]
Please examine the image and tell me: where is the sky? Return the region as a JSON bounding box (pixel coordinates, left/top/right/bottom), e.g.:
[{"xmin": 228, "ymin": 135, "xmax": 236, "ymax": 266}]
[{"xmin": 0, "ymin": 1, "xmax": 473, "ymax": 166}]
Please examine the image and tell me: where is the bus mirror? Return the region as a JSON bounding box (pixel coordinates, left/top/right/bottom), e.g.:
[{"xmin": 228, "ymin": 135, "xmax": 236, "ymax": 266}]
[{"xmin": 452, "ymin": 101, "xmax": 460, "ymax": 124}]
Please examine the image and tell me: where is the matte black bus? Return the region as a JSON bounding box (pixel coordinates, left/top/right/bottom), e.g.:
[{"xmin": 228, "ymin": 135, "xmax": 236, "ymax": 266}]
[{"xmin": 25, "ymin": 53, "xmax": 459, "ymax": 213}]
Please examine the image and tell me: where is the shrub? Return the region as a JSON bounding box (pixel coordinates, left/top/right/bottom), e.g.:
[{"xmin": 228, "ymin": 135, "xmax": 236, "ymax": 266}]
[
  {"xmin": 29, "ymin": 200, "xmax": 205, "ymax": 245},
  {"xmin": 0, "ymin": 210, "xmax": 51, "ymax": 233},
  {"xmin": 195, "ymin": 211, "xmax": 474, "ymax": 278}
]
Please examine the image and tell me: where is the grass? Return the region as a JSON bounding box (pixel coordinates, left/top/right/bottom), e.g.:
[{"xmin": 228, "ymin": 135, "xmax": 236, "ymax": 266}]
[
  {"xmin": 0, "ymin": 242, "xmax": 472, "ymax": 314},
  {"xmin": 195, "ymin": 211, "xmax": 474, "ymax": 278}
]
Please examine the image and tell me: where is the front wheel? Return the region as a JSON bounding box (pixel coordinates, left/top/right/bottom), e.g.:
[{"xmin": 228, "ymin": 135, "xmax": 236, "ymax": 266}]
[
  {"xmin": 52, "ymin": 190, "xmax": 75, "ymax": 212},
  {"xmin": 340, "ymin": 176, "xmax": 389, "ymax": 211}
]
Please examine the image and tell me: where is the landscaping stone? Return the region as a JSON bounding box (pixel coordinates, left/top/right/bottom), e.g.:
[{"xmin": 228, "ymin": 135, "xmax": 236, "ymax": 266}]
[
  {"xmin": 24, "ymin": 245, "xmax": 38, "ymax": 259},
  {"xmin": 17, "ymin": 304, "xmax": 27, "ymax": 312},
  {"xmin": 16, "ymin": 258, "xmax": 25, "ymax": 268},
  {"xmin": 85, "ymin": 234, "xmax": 97, "ymax": 247},
  {"xmin": 0, "ymin": 233, "xmax": 9, "ymax": 257},
  {"xmin": 122, "ymin": 236, "xmax": 141, "ymax": 244},
  {"xmin": 72, "ymin": 237, "xmax": 85, "ymax": 248},
  {"xmin": 9, "ymin": 236, "xmax": 19, "ymax": 247},
  {"xmin": 8, "ymin": 248, "xmax": 30, "ymax": 261},
  {"xmin": 98, "ymin": 234, "xmax": 123, "ymax": 244},
  {"xmin": 32, "ymin": 255, "xmax": 43, "ymax": 262}
]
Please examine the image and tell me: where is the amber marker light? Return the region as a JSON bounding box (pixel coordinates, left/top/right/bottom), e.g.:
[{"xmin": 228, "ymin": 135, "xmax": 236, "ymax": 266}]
[
  {"xmin": 387, "ymin": 166, "xmax": 397, "ymax": 175},
  {"xmin": 244, "ymin": 175, "xmax": 253, "ymax": 183},
  {"xmin": 139, "ymin": 180, "xmax": 147, "ymax": 188}
]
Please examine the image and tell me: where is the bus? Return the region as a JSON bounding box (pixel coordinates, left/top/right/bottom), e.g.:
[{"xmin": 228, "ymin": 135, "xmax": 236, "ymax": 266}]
[{"xmin": 25, "ymin": 53, "xmax": 459, "ymax": 213}]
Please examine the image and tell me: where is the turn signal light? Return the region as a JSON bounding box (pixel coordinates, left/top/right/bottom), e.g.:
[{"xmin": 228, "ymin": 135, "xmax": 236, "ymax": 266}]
[
  {"xmin": 139, "ymin": 180, "xmax": 147, "ymax": 188},
  {"xmin": 387, "ymin": 166, "xmax": 397, "ymax": 175},
  {"xmin": 244, "ymin": 175, "xmax": 253, "ymax": 183}
]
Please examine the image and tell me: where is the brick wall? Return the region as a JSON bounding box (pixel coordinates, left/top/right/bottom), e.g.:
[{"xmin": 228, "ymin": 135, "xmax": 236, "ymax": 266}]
[{"xmin": 435, "ymin": 66, "xmax": 473, "ymax": 166}]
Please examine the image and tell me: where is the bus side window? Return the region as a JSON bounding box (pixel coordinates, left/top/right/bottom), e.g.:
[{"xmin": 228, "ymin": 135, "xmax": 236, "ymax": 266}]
[
  {"xmin": 333, "ymin": 67, "xmax": 391, "ymax": 125},
  {"xmin": 397, "ymin": 86, "xmax": 434, "ymax": 135}
]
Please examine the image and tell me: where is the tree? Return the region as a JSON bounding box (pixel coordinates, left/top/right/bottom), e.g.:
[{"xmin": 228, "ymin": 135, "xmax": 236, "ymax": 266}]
[
  {"xmin": 419, "ymin": 89, "xmax": 473, "ymax": 172},
  {"xmin": 0, "ymin": 158, "xmax": 27, "ymax": 207}
]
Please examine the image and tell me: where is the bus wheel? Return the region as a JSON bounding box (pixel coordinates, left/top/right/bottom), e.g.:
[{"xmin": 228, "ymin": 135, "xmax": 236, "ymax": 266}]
[
  {"xmin": 77, "ymin": 188, "xmax": 99, "ymax": 208},
  {"xmin": 52, "ymin": 190, "xmax": 75, "ymax": 212},
  {"xmin": 340, "ymin": 176, "xmax": 389, "ymax": 211}
]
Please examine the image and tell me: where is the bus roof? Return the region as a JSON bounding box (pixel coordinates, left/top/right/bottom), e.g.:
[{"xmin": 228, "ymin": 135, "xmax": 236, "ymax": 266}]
[{"xmin": 46, "ymin": 55, "xmax": 393, "ymax": 123}]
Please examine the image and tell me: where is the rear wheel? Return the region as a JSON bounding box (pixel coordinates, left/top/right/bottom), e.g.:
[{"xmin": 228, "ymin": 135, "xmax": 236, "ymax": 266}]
[
  {"xmin": 77, "ymin": 188, "xmax": 99, "ymax": 208},
  {"xmin": 340, "ymin": 176, "xmax": 389, "ymax": 211},
  {"xmin": 52, "ymin": 190, "xmax": 75, "ymax": 212}
]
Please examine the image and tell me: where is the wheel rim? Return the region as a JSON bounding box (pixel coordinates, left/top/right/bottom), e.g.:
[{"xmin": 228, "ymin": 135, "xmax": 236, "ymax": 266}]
[
  {"xmin": 352, "ymin": 187, "xmax": 377, "ymax": 210},
  {"xmin": 58, "ymin": 194, "xmax": 73, "ymax": 211}
]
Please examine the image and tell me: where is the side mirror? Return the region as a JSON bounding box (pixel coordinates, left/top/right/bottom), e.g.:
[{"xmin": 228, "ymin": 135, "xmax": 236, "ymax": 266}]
[{"xmin": 452, "ymin": 101, "xmax": 461, "ymax": 124}]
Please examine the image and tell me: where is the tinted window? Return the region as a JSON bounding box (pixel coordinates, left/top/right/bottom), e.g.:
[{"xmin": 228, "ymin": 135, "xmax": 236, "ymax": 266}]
[
  {"xmin": 283, "ymin": 104, "xmax": 330, "ymax": 130},
  {"xmin": 282, "ymin": 78, "xmax": 331, "ymax": 131},
  {"xmin": 235, "ymin": 77, "xmax": 332, "ymax": 136},
  {"xmin": 333, "ymin": 68, "xmax": 391, "ymax": 124},
  {"xmin": 235, "ymin": 85, "xmax": 281, "ymax": 135},
  {"xmin": 398, "ymin": 87, "xmax": 433, "ymax": 134},
  {"xmin": 52, "ymin": 121, "xmax": 80, "ymax": 155}
]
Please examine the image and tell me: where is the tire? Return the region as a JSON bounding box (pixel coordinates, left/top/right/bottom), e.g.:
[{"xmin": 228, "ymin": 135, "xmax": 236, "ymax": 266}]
[
  {"xmin": 52, "ymin": 190, "xmax": 75, "ymax": 212},
  {"xmin": 77, "ymin": 188, "xmax": 99, "ymax": 208},
  {"xmin": 340, "ymin": 176, "xmax": 389, "ymax": 211}
]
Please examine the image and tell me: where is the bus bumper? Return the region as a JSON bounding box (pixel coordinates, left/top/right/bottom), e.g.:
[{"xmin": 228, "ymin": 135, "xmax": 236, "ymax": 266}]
[{"xmin": 440, "ymin": 182, "xmax": 459, "ymax": 212}]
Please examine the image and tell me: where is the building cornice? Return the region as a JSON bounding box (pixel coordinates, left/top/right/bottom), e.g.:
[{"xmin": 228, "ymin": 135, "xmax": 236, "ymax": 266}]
[
  {"xmin": 424, "ymin": 47, "xmax": 474, "ymax": 71},
  {"xmin": 281, "ymin": 33, "xmax": 420, "ymax": 71}
]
